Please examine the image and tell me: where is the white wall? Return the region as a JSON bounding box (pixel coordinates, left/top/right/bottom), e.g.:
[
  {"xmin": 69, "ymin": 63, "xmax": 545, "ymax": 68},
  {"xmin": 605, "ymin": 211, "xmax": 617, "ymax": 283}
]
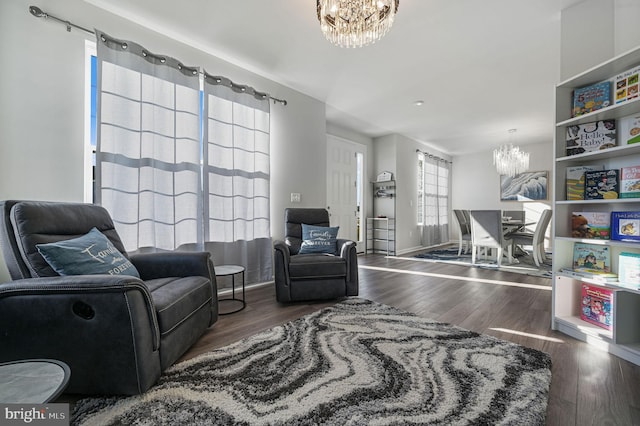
[
  {"xmin": 0, "ymin": 1, "xmax": 87, "ymax": 202},
  {"xmin": 371, "ymin": 135, "xmax": 397, "ymax": 219},
  {"xmin": 451, "ymin": 141, "xmax": 554, "ymax": 241},
  {"xmin": 0, "ymin": 0, "xmax": 334, "ymax": 282},
  {"xmin": 614, "ymin": 0, "xmax": 640, "ymax": 54},
  {"xmin": 372, "ymin": 134, "xmax": 451, "ymax": 254},
  {"xmin": 452, "ymin": 141, "xmax": 553, "ymax": 210},
  {"xmin": 560, "ymin": 0, "xmax": 615, "ymax": 81},
  {"xmin": 372, "ymin": 135, "xmax": 397, "ymax": 179},
  {"xmin": 451, "ymin": 0, "xmax": 640, "ymax": 246},
  {"xmin": 326, "ymin": 123, "xmax": 375, "ymax": 221},
  {"xmin": 561, "ymin": 0, "xmax": 640, "ymax": 81},
  {"xmin": 270, "ymin": 95, "xmax": 327, "ymax": 238}
]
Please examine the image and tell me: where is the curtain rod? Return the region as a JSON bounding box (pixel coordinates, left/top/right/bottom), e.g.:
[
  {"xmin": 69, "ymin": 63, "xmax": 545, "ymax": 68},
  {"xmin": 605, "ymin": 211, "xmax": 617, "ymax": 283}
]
[
  {"xmin": 416, "ymin": 149, "xmax": 452, "ymax": 164},
  {"xmin": 28, "ymin": 5, "xmax": 288, "ymax": 106}
]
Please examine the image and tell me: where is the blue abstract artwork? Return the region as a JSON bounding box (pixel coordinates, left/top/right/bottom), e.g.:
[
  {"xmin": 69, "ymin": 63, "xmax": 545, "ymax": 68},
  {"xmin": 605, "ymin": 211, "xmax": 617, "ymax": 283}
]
[{"xmin": 500, "ymin": 171, "xmax": 548, "ymax": 201}]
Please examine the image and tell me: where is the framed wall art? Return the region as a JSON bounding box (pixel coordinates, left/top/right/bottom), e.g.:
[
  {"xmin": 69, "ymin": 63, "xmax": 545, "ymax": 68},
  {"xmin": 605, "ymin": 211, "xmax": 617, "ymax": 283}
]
[{"xmin": 500, "ymin": 171, "xmax": 548, "ymax": 201}]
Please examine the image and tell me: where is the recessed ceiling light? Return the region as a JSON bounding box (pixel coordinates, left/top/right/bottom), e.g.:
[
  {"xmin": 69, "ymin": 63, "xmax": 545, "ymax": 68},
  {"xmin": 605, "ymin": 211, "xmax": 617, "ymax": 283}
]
[{"xmin": 414, "ymin": 100, "xmax": 424, "ymax": 106}]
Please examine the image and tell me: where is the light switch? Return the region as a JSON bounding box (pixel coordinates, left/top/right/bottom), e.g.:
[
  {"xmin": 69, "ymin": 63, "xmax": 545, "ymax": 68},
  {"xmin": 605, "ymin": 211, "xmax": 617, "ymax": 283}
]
[{"xmin": 291, "ymin": 192, "xmax": 301, "ymax": 203}]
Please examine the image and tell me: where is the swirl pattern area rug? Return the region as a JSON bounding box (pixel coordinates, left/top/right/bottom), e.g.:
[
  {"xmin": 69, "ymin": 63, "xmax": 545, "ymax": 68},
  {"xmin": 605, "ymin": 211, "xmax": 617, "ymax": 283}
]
[
  {"xmin": 413, "ymin": 246, "xmax": 552, "ymax": 279},
  {"xmin": 72, "ymin": 298, "xmax": 552, "ymax": 425}
]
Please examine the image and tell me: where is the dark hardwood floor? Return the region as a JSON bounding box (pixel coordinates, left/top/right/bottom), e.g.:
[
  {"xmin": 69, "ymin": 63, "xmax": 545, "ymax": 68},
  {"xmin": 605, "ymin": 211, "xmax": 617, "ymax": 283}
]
[{"xmin": 181, "ymin": 253, "xmax": 640, "ymax": 426}]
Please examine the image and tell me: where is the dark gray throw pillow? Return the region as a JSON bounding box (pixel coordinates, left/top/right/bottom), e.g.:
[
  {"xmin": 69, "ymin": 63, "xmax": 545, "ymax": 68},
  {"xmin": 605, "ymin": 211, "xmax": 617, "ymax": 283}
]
[
  {"xmin": 298, "ymin": 224, "xmax": 340, "ymax": 255},
  {"xmin": 36, "ymin": 227, "xmax": 140, "ymax": 277}
]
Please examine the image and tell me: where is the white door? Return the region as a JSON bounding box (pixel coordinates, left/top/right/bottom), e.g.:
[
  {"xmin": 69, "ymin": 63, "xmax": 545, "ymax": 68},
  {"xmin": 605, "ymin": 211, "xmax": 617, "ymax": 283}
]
[{"xmin": 326, "ymin": 135, "xmax": 364, "ymax": 246}]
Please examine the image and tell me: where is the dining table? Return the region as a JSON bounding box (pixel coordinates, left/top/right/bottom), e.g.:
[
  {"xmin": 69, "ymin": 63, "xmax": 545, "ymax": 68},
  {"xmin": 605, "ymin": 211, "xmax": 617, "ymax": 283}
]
[
  {"xmin": 502, "ymin": 219, "xmax": 536, "ymax": 262},
  {"xmin": 502, "ymin": 219, "xmax": 535, "ymax": 234}
]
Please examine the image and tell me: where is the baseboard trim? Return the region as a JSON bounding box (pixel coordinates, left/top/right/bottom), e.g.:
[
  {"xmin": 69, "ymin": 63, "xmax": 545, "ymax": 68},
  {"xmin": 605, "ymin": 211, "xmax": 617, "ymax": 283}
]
[
  {"xmin": 396, "ymin": 242, "xmax": 451, "ymax": 256},
  {"xmin": 217, "ymin": 280, "xmax": 273, "ymax": 296}
]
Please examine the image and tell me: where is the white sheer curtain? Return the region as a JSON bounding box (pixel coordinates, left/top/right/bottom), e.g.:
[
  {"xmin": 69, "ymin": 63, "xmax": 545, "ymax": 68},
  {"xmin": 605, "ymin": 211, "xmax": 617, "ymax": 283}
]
[
  {"xmin": 95, "ymin": 32, "xmax": 273, "ymax": 284},
  {"xmin": 202, "ymin": 73, "xmax": 272, "ymax": 284},
  {"xmin": 96, "ymin": 31, "xmax": 202, "ymax": 252},
  {"xmin": 418, "ymin": 152, "xmax": 450, "ymax": 247}
]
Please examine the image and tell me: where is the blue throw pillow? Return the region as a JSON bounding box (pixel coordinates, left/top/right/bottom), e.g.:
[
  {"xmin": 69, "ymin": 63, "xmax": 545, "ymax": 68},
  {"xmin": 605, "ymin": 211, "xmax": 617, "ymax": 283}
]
[
  {"xmin": 36, "ymin": 227, "xmax": 140, "ymax": 277},
  {"xmin": 298, "ymin": 224, "xmax": 340, "ymax": 255}
]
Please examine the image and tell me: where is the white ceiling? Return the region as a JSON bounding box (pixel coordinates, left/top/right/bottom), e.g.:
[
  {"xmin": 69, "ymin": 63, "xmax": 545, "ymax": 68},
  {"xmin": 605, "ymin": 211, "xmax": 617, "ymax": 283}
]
[{"xmin": 86, "ymin": 0, "xmax": 584, "ymax": 155}]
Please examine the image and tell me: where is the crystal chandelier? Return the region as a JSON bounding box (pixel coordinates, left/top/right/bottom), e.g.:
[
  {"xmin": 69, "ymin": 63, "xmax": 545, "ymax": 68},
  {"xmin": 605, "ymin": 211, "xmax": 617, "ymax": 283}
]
[
  {"xmin": 316, "ymin": 0, "xmax": 400, "ymax": 48},
  {"xmin": 493, "ymin": 129, "xmax": 530, "ymax": 177}
]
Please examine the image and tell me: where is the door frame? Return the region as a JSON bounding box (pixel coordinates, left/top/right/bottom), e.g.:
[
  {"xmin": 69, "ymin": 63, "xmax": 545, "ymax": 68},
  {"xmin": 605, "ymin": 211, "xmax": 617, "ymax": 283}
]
[{"xmin": 326, "ymin": 134, "xmax": 367, "ymax": 249}]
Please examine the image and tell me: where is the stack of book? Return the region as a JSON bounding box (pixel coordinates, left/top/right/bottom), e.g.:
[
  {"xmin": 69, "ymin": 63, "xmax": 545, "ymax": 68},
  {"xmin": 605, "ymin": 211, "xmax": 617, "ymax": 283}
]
[
  {"xmin": 620, "ymin": 166, "xmax": 640, "ymax": 198},
  {"xmin": 572, "ymin": 82, "xmax": 611, "ymax": 118},
  {"xmin": 566, "ymin": 165, "xmax": 603, "ymax": 200},
  {"xmin": 619, "ymin": 114, "xmax": 640, "ymax": 145},
  {"xmin": 560, "ymin": 242, "xmax": 618, "ymax": 282},
  {"xmin": 611, "ymin": 211, "xmax": 640, "ymax": 242},
  {"xmin": 614, "ymin": 64, "xmax": 640, "ymax": 104},
  {"xmin": 580, "ymin": 283, "xmax": 613, "ymax": 330},
  {"xmin": 584, "ymin": 169, "xmax": 619, "ymax": 200},
  {"xmin": 618, "ymin": 252, "xmax": 640, "ymax": 290},
  {"xmin": 565, "ymin": 120, "xmax": 616, "ymax": 156},
  {"xmin": 571, "ymin": 212, "xmax": 610, "ymax": 240}
]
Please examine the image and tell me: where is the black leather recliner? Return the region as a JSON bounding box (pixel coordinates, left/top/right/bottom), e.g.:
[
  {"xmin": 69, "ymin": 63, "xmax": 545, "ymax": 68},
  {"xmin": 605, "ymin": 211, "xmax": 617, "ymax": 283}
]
[
  {"xmin": 273, "ymin": 208, "xmax": 358, "ymax": 302},
  {"xmin": 0, "ymin": 200, "xmax": 218, "ymax": 395}
]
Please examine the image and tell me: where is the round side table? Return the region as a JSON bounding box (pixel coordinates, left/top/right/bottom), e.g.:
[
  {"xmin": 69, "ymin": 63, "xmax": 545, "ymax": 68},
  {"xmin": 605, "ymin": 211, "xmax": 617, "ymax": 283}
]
[
  {"xmin": 0, "ymin": 359, "xmax": 70, "ymax": 403},
  {"xmin": 215, "ymin": 264, "xmax": 246, "ymax": 315}
]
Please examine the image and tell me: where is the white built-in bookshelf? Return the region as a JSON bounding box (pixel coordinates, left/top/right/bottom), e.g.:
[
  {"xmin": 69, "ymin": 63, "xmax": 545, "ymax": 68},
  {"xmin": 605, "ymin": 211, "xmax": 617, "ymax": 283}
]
[{"xmin": 552, "ymin": 45, "xmax": 640, "ymax": 366}]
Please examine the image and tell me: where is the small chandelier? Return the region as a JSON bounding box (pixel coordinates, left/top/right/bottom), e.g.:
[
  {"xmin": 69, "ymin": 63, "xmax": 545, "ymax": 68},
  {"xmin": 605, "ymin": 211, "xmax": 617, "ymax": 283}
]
[
  {"xmin": 316, "ymin": 0, "xmax": 400, "ymax": 48},
  {"xmin": 493, "ymin": 129, "xmax": 530, "ymax": 177}
]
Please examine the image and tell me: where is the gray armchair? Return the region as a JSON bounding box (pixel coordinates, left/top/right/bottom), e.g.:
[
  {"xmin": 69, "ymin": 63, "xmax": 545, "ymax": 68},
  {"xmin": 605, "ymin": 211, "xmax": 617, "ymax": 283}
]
[
  {"xmin": 0, "ymin": 200, "xmax": 218, "ymax": 395},
  {"xmin": 273, "ymin": 208, "xmax": 358, "ymax": 302}
]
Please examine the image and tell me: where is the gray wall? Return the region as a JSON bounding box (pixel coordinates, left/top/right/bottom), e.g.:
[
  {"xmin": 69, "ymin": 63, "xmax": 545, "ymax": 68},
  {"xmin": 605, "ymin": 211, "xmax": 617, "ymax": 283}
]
[
  {"xmin": 451, "ymin": 0, "xmax": 640, "ymax": 245},
  {"xmin": 560, "ymin": 0, "xmax": 640, "ymax": 80},
  {"xmin": 372, "ymin": 134, "xmax": 452, "ymax": 254},
  {"xmin": 0, "ymin": 0, "xmax": 330, "ymax": 281},
  {"xmin": 560, "ymin": 0, "xmax": 615, "ymax": 81},
  {"xmin": 451, "ymin": 141, "xmax": 554, "ymax": 211},
  {"xmin": 326, "ymin": 123, "xmax": 375, "ymax": 223},
  {"xmin": 2, "ymin": 0, "xmax": 638, "ymax": 281},
  {"xmin": 450, "ymin": 141, "xmax": 554, "ymax": 245}
]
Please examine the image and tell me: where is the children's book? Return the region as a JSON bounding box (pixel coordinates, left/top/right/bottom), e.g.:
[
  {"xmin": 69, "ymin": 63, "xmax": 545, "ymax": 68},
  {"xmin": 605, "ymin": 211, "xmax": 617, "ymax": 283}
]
[
  {"xmin": 559, "ymin": 267, "xmax": 618, "ymax": 282},
  {"xmin": 580, "ymin": 283, "xmax": 613, "ymax": 330},
  {"xmin": 571, "ymin": 212, "xmax": 610, "ymax": 239},
  {"xmin": 618, "ymin": 114, "xmax": 640, "ymax": 145},
  {"xmin": 620, "ymin": 165, "xmax": 640, "ymax": 198},
  {"xmin": 573, "ymin": 242, "xmax": 611, "ymax": 273},
  {"xmin": 611, "ymin": 211, "xmax": 640, "ymax": 242},
  {"xmin": 565, "ymin": 120, "xmax": 616, "ymax": 156},
  {"xmin": 618, "ymin": 252, "xmax": 640, "ymax": 290},
  {"xmin": 566, "ymin": 165, "xmax": 603, "ymax": 200},
  {"xmin": 572, "ymin": 81, "xmax": 611, "ymax": 117},
  {"xmin": 584, "ymin": 169, "xmax": 619, "ymax": 200},
  {"xmin": 614, "ymin": 64, "xmax": 640, "ymax": 104}
]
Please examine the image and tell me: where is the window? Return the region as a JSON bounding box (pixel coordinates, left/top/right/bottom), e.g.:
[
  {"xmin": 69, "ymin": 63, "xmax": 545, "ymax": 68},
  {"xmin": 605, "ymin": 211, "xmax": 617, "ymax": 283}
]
[
  {"xmin": 84, "ymin": 41, "xmax": 97, "ymax": 202},
  {"xmin": 417, "ymin": 152, "xmax": 449, "ymax": 228},
  {"xmin": 88, "ymin": 38, "xmax": 273, "ymax": 283},
  {"xmin": 417, "ymin": 155, "xmax": 424, "ymax": 225}
]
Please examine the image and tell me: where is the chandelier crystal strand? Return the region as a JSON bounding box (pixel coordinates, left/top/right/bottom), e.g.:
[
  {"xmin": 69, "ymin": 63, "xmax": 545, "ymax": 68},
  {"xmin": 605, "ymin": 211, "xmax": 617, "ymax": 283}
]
[
  {"xmin": 317, "ymin": 0, "xmax": 399, "ymax": 48},
  {"xmin": 493, "ymin": 144, "xmax": 530, "ymax": 177}
]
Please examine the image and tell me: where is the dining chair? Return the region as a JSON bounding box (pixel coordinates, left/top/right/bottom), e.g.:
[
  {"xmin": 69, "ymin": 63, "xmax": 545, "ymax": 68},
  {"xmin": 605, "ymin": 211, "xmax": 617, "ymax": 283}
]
[
  {"xmin": 470, "ymin": 210, "xmax": 512, "ymax": 267},
  {"xmin": 462, "ymin": 209, "xmax": 471, "ymax": 226},
  {"xmin": 453, "ymin": 209, "xmax": 471, "ymax": 256},
  {"xmin": 509, "ymin": 209, "xmax": 553, "ymax": 266}
]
